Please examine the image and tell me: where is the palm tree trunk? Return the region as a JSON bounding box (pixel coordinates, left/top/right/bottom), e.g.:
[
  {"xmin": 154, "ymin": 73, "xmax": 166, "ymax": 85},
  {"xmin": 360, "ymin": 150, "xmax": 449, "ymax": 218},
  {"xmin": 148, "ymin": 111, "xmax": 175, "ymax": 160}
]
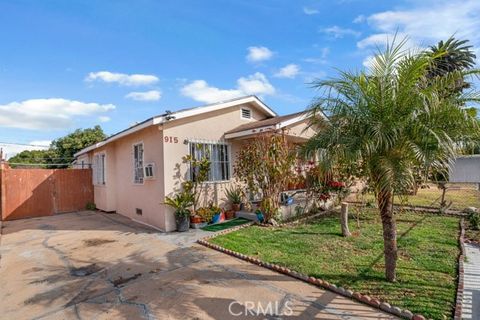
[{"xmin": 378, "ymin": 190, "xmax": 397, "ymax": 282}]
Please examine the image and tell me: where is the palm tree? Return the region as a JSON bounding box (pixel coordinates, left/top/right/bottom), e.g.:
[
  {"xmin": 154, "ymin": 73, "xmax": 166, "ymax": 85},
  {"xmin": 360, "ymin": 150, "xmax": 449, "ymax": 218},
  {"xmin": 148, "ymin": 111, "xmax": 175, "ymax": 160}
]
[
  {"xmin": 428, "ymin": 37, "xmax": 476, "ymax": 76},
  {"xmin": 304, "ymin": 38, "xmax": 479, "ymax": 282}
]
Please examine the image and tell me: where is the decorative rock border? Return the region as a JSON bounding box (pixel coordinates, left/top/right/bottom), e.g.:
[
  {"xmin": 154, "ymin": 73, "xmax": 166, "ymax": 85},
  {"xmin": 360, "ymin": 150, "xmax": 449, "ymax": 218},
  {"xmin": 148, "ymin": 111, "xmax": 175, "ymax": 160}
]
[
  {"xmin": 197, "ymin": 220, "xmax": 426, "ymax": 320},
  {"xmin": 454, "ymin": 219, "xmax": 466, "ymax": 320},
  {"xmin": 464, "ymin": 239, "xmax": 480, "ymax": 246}
]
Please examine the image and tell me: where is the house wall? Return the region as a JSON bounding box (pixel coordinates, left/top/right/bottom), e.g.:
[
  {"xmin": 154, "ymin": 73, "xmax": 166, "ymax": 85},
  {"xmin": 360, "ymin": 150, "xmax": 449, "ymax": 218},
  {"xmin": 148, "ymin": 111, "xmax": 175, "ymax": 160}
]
[
  {"xmin": 89, "ymin": 125, "xmax": 166, "ymax": 230},
  {"xmin": 92, "ymin": 144, "xmax": 117, "ymax": 212},
  {"xmin": 285, "ymin": 120, "xmax": 316, "ymax": 140},
  {"xmin": 161, "ymin": 102, "xmax": 266, "ymax": 230}
]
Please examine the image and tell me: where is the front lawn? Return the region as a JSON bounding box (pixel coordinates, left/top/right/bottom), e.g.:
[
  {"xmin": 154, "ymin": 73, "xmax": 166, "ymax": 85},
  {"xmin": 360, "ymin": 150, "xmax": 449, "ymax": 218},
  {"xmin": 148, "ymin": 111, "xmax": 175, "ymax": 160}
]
[{"xmin": 210, "ymin": 210, "xmax": 460, "ymax": 319}]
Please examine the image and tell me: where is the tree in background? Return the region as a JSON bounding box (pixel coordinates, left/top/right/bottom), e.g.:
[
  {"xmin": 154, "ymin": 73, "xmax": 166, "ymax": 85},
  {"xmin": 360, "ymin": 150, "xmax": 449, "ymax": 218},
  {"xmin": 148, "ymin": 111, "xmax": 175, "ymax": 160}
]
[
  {"xmin": 304, "ymin": 38, "xmax": 479, "ymax": 282},
  {"xmin": 8, "ymin": 149, "xmax": 58, "ymax": 168},
  {"xmin": 51, "ymin": 125, "xmax": 106, "ymax": 166},
  {"xmin": 8, "ymin": 126, "xmax": 106, "ymax": 168}
]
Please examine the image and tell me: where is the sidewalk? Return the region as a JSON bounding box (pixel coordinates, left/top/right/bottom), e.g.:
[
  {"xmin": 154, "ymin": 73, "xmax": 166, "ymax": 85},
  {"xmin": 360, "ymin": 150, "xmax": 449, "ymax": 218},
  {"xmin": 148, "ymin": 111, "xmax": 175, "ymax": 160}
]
[{"xmin": 462, "ymin": 243, "xmax": 480, "ymax": 320}]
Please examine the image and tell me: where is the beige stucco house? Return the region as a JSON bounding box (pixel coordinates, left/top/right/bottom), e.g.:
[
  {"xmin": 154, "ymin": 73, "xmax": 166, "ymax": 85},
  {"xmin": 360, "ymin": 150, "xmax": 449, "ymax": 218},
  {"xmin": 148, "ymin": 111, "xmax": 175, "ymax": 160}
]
[{"xmin": 74, "ymin": 96, "xmax": 315, "ymax": 232}]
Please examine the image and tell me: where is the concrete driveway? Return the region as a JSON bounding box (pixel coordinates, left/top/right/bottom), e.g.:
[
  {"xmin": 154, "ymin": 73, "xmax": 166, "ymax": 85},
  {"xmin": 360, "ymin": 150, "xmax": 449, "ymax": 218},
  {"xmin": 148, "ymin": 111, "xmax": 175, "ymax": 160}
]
[{"xmin": 0, "ymin": 211, "xmax": 396, "ymax": 319}]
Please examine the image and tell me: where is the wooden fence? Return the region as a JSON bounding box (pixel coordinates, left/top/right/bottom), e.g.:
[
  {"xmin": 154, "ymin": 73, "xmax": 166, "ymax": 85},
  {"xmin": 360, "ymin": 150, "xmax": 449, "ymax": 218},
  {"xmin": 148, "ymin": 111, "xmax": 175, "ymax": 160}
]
[{"xmin": 0, "ymin": 165, "xmax": 93, "ymax": 220}]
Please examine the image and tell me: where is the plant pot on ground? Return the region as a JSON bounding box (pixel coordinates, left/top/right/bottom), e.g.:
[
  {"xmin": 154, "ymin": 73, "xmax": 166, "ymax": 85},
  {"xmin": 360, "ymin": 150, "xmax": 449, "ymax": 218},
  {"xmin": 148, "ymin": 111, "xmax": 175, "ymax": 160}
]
[
  {"xmin": 176, "ymin": 214, "xmax": 190, "ymax": 232},
  {"xmin": 225, "ymin": 210, "xmax": 235, "ymax": 220},
  {"xmin": 164, "ymin": 190, "xmax": 194, "ymax": 232},
  {"xmin": 226, "ymin": 185, "xmax": 243, "ymax": 212}
]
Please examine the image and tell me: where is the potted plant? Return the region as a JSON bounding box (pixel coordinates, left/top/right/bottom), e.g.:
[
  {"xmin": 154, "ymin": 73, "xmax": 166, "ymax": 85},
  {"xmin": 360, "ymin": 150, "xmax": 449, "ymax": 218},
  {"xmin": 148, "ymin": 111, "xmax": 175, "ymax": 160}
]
[
  {"xmin": 164, "ymin": 191, "xmax": 194, "ymax": 232},
  {"xmin": 225, "ymin": 185, "xmax": 243, "ymax": 212}
]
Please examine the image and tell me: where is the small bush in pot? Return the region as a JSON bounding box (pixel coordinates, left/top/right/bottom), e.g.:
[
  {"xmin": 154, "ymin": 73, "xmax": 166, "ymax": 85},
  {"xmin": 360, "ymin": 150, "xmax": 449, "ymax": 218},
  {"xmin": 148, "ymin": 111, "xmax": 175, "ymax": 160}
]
[
  {"xmin": 164, "ymin": 191, "xmax": 194, "ymax": 232},
  {"xmin": 225, "ymin": 185, "xmax": 243, "ymax": 211}
]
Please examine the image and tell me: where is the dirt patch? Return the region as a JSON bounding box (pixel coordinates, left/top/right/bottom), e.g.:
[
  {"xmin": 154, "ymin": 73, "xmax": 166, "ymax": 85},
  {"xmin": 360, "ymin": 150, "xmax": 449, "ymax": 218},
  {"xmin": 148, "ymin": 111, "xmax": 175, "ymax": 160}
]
[
  {"xmin": 112, "ymin": 273, "xmax": 142, "ymax": 287},
  {"xmin": 70, "ymin": 264, "xmax": 103, "ymax": 277},
  {"xmin": 83, "ymin": 238, "xmax": 116, "ymax": 247}
]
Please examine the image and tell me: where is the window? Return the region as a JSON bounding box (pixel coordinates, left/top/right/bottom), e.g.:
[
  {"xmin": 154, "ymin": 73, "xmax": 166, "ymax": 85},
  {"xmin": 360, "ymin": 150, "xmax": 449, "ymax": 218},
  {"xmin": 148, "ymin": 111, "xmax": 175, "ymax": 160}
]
[
  {"xmin": 241, "ymin": 108, "xmax": 252, "ymax": 120},
  {"xmin": 133, "ymin": 143, "xmax": 144, "ymax": 184},
  {"xmin": 93, "ymin": 153, "xmax": 106, "ymax": 185},
  {"xmin": 189, "ymin": 142, "xmax": 230, "ymax": 182},
  {"xmin": 144, "ymin": 163, "xmax": 155, "ymax": 179}
]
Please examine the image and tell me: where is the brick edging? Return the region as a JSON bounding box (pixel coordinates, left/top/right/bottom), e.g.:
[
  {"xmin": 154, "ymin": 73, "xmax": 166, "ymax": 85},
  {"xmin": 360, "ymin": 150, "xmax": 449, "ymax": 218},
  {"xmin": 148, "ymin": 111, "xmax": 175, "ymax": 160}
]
[
  {"xmin": 197, "ymin": 222, "xmax": 425, "ymax": 320},
  {"xmin": 454, "ymin": 219, "xmax": 466, "ymax": 320}
]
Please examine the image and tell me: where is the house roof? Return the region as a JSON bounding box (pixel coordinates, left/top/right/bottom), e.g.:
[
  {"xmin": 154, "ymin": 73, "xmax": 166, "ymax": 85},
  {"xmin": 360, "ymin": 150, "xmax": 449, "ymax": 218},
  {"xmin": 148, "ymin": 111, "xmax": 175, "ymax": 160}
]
[
  {"xmin": 223, "ymin": 110, "xmax": 326, "ymax": 140},
  {"xmin": 74, "ymin": 95, "xmax": 277, "ymax": 157},
  {"xmin": 225, "ymin": 111, "xmax": 306, "ymax": 134}
]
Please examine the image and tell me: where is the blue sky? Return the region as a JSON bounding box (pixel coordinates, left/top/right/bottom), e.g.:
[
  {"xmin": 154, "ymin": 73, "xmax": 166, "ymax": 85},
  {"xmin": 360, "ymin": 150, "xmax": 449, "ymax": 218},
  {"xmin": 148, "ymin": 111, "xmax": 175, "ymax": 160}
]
[{"xmin": 1, "ymin": 0, "xmax": 479, "ymax": 157}]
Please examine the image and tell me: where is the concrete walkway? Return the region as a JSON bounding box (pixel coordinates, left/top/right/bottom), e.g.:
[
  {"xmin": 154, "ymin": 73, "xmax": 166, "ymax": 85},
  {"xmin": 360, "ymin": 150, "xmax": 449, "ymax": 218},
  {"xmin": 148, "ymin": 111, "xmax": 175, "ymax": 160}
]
[
  {"xmin": 0, "ymin": 211, "xmax": 396, "ymax": 319},
  {"xmin": 462, "ymin": 243, "xmax": 480, "ymax": 320}
]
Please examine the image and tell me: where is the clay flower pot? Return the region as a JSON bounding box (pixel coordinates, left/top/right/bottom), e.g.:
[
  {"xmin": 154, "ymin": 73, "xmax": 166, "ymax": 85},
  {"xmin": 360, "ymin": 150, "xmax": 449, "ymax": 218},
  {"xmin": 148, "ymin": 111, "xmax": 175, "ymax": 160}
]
[
  {"xmin": 190, "ymin": 215, "xmax": 203, "ymax": 224},
  {"xmin": 225, "ymin": 210, "xmax": 235, "ymax": 220}
]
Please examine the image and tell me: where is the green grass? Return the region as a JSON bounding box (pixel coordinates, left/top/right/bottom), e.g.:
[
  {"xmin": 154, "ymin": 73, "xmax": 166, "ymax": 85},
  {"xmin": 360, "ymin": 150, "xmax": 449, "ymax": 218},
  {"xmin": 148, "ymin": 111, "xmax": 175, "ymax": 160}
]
[
  {"xmin": 349, "ymin": 183, "xmax": 480, "ymax": 210},
  {"xmin": 210, "ymin": 210, "xmax": 460, "ymax": 319},
  {"xmin": 201, "ymin": 218, "xmax": 251, "ymax": 232}
]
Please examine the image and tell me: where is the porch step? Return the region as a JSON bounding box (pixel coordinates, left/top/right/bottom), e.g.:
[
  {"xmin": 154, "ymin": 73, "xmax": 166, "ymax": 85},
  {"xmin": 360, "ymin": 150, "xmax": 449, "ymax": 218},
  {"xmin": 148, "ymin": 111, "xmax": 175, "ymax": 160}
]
[{"xmin": 235, "ymin": 211, "xmax": 259, "ymax": 222}]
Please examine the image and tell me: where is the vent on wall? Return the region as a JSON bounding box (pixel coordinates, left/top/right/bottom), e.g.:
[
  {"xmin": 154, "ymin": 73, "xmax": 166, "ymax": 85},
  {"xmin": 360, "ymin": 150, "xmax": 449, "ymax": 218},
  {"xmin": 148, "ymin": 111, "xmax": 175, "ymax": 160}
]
[
  {"xmin": 241, "ymin": 108, "xmax": 252, "ymax": 119},
  {"xmin": 136, "ymin": 208, "xmax": 143, "ymax": 215}
]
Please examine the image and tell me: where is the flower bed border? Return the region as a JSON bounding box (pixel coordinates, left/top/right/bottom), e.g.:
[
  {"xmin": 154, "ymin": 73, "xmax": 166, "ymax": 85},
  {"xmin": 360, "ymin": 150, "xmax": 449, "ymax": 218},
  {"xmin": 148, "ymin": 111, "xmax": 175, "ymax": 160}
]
[{"xmin": 197, "ymin": 219, "xmax": 426, "ymax": 320}]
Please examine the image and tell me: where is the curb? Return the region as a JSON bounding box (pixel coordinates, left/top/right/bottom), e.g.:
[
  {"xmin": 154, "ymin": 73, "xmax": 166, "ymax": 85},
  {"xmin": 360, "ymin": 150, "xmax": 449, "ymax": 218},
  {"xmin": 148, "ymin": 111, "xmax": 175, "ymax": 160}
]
[
  {"xmin": 454, "ymin": 219, "xmax": 466, "ymax": 320},
  {"xmin": 197, "ymin": 221, "xmax": 425, "ymax": 320}
]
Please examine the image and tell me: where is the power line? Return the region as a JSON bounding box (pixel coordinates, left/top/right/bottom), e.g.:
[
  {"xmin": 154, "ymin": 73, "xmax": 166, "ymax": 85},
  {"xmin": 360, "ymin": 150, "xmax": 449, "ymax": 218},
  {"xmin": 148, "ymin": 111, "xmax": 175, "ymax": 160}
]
[{"xmin": 0, "ymin": 141, "xmax": 50, "ymax": 148}]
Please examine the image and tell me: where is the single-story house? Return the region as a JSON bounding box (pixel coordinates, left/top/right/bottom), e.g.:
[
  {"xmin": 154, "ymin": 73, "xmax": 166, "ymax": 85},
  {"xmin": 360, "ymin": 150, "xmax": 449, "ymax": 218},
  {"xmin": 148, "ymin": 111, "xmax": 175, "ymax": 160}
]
[{"xmin": 74, "ymin": 95, "xmax": 316, "ymax": 231}]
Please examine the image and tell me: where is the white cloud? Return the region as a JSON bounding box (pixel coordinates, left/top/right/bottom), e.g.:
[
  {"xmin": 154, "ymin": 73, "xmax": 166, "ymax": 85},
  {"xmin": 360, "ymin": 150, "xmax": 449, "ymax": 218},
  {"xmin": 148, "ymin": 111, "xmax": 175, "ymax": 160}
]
[
  {"xmin": 303, "ymin": 7, "xmax": 319, "ymax": 15},
  {"xmin": 357, "ymin": 33, "xmax": 413, "ymax": 49},
  {"xmin": 237, "ymin": 73, "xmax": 275, "ymax": 95},
  {"xmin": 181, "ymin": 72, "xmax": 275, "ymax": 104},
  {"xmin": 359, "ymin": 0, "xmax": 480, "ymax": 51},
  {"xmin": 321, "ymin": 26, "xmax": 361, "ymax": 38},
  {"xmin": 353, "ymin": 15, "xmax": 366, "ymax": 24},
  {"xmin": 98, "ymin": 116, "xmax": 111, "ymax": 123},
  {"xmin": 1, "ymin": 140, "xmax": 51, "ymax": 160},
  {"xmin": 274, "ymin": 64, "xmax": 300, "ymax": 79},
  {"xmin": 0, "ymin": 98, "xmax": 115, "ymax": 130},
  {"xmin": 362, "ymin": 55, "xmax": 377, "ymax": 69},
  {"xmin": 125, "ymin": 90, "xmax": 162, "ymax": 101},
  {"xmin": 85, "ymin": 71, "xmax": 159, "ymax": 86},
  {"xmin": 246, "ymin": 46, "xmax": 274, "ymax": 63}
]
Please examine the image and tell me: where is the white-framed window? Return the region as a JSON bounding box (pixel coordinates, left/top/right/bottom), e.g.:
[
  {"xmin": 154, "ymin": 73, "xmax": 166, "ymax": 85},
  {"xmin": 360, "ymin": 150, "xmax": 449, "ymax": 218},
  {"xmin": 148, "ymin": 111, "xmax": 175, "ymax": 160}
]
[
  {"xmin": 241, "ymin": 108, "xmax": 252, "ymax": 120},
  {"xmin": 144, "ymin": 163, "xmax": 155, "ymax": 179},
  {"xmin": 93, "ymin": 153, "xmax": 106, "ymax": 185},
  {"xmin": 133, "ymin": 143, "xmax": 144, "ymax": 184},
  {"xmin": 189, "ymin": 142, "xmax": 230, "ymax": 182}
]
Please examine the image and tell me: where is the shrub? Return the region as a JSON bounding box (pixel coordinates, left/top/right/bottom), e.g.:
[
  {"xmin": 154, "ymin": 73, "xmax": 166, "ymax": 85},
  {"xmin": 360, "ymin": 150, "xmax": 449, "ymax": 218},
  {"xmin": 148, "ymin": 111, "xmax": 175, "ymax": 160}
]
[
  {"xmin": 85, "ymin": 202, "xmax": 96, "ymax": 210},
  {"xmin": 469, "ymin": 212, "xmax": 480, "ymax": 230}
]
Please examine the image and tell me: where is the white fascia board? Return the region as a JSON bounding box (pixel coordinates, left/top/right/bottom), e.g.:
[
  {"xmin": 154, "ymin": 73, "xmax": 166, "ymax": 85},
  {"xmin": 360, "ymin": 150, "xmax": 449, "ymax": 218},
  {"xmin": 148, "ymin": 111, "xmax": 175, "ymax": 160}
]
[
  {"xmin": 276, "ymin": 113, "xmax": 309, "ymax": 129},
  {"xmin": 164, "ymin": 96, "xmax": 277, "ymax": 122},
  {"xmin": 224, "ymin": 125, "xmax": 276, "ymax": 139},
  {"xmin": 74, "ymin": 119, "xmax": 155, "ymax": 157}
]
